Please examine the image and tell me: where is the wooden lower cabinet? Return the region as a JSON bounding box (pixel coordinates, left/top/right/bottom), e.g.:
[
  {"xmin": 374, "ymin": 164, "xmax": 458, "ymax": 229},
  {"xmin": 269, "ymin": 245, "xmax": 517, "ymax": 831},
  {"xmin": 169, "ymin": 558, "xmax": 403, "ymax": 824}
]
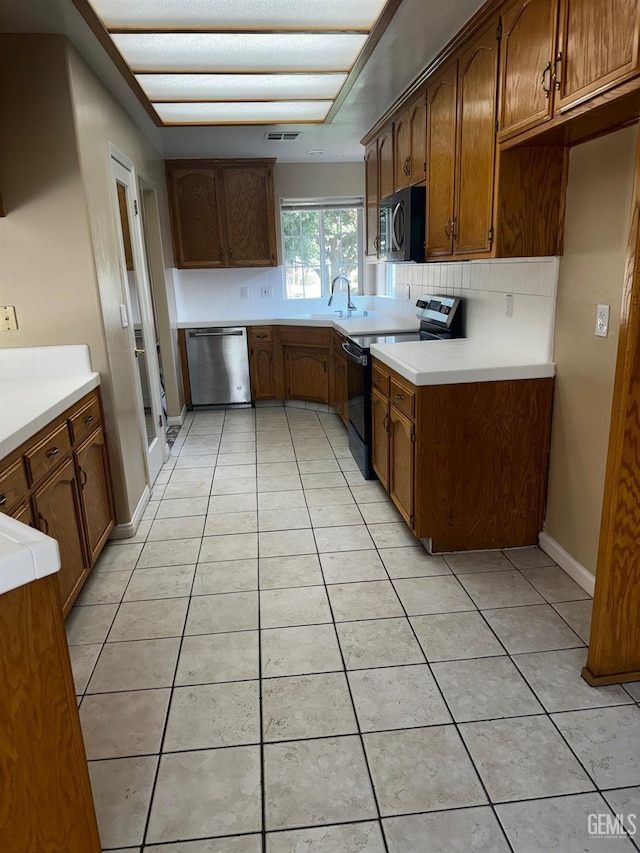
[
  {"xmin": 371, "ymin": 387, "xmax": 390, "ymax": 489},
  {"xmin": 330, "ymin": 353, "xmax": 348, "ymax": 425},
  {"xmin": 249, "ymin": 343, "xmax": 278, "ymax": 400},
  {"xmin": 75, "ymin": 428, "xmax": 115, "ymax": 566},
  {"xmin": 283, "ymin": 346, "xmax": 329, "ymax": 404},
  {"xmin": 32, "ymin": 458, "xmax": 88, "ymax": 615},
  {"xmin": 0, "ymin": 573, "xmax": 101, "ymax": 851},
  {"xmin": 389, "ymin": 406, "xmax": 415, "ymax": 526},
  {"xmin": 371, "ymin": 358, "xmax": 554, "ymax": 551}
]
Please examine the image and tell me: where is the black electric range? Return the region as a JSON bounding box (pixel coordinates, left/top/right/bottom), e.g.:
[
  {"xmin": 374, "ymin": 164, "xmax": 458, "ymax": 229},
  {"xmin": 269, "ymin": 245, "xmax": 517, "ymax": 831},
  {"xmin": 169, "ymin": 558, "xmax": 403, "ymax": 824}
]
[{"xmin": 342, "ymin": 296, "xmax": 464, "ymax": 478}]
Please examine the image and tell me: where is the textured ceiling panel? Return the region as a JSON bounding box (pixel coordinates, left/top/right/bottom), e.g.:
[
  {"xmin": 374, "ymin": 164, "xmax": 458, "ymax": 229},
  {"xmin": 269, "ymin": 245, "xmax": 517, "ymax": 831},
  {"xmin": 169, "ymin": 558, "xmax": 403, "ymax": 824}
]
[
  {"xmin": 154, "ymin": 100, "xmax": 333, "ymax": 124},
  {"xmin": 136, "ymin": 73, "xmax": 348, "ymax": 102}
]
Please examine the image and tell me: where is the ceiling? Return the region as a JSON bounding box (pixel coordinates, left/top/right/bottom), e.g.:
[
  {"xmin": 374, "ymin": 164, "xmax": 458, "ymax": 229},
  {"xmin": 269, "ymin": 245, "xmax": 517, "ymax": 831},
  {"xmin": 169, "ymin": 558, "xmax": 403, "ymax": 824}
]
[{"xmin": 0, "ymin": 0, "xmax": 484, "ymax": 162}]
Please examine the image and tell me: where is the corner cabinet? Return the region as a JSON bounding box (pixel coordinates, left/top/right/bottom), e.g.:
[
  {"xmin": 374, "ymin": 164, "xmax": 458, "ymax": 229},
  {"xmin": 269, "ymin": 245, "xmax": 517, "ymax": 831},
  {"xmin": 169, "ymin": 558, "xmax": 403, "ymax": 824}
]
[
  {"xmin": 0, "ymin": 389, "xmax": 115, "ymax": 615},
  {"xmin": 371, "ymin": 358, "xmax": 554, "ymax": 552},
  {"xmin": 166, "ymin": 159, "xmax": 277, "ymax": 269}
]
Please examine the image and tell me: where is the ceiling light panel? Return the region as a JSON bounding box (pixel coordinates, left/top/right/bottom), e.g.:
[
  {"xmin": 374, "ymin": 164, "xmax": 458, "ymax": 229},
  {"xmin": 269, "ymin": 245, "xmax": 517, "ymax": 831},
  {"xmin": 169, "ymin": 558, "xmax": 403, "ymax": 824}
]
[
  {"xmin": 136, "ymin": 73, "xmax": 348, "ymax": 102},
  {"xmin": 89, "ymin": 0, "xmax": 388, "ymax": 31},
  {"xmin": 113, "ymin": 32, "xmax": 367, "ymax": 73},
  {"xmin": 154, "ymin": 101, "xmax": 332, "ymax": 124}
]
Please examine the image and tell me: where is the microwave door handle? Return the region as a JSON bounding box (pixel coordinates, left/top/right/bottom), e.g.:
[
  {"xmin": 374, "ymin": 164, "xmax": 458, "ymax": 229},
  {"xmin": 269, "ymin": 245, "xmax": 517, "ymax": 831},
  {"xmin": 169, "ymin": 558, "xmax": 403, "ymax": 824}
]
[{"xmin": 391, "ymin": 203, "xmax": 402, "ymax": 251}]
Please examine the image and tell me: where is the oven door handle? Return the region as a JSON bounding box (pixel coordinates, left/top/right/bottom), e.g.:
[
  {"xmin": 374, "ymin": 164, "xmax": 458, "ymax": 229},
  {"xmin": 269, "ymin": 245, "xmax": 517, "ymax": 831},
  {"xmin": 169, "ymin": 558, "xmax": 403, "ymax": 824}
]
[{"xmin": 341, "ymin": 342, "xmax": 367, "ymax": 365}]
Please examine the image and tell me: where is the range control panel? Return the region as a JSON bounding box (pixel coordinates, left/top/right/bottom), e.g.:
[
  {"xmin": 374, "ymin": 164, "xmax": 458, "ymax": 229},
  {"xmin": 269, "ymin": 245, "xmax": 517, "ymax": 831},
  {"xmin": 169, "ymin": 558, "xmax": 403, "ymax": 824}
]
[{"xmin": 416, "ymin": 296, "xmax": 461, "ymax": 328}]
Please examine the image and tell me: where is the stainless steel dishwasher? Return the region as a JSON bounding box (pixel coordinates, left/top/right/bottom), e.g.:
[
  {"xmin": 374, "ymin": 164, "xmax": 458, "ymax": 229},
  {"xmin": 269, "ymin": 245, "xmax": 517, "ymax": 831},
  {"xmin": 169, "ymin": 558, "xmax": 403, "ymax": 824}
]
[{"xmin": 185, "ymin": 327, "xmax": 251, "ymax": 406}]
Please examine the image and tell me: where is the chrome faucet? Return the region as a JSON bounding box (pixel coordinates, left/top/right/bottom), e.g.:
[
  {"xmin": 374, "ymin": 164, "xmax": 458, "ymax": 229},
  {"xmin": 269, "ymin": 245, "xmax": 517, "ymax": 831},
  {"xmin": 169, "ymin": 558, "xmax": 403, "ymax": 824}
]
[{"xmin": 328, "ymin": 274, "xmax": 356, "ymax": 314}]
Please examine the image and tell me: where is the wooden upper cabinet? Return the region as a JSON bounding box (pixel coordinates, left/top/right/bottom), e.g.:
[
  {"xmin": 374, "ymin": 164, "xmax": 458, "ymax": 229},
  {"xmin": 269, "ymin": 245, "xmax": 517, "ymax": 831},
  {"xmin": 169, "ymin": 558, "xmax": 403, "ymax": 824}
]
[
  {"xmin": 364, "ymin": 140, "xmax": 379, "ymax": 256},
  {"xmin": 167, "ymin": 167, "xmax": 224, "ymax": 268},
  {"xmin": 426, "ymin": 63, "xmax": 458, "ymax": 258},
  {"xmin": 454, "ymin": 20, "xmax": 500, "ymax": 256},
  {"xmin": 555, "ymin": 0, "xmax": 640, "ymax": 112},
  {"xmin": 394, "ymin": 93, "xmax": 427, "ymax": 191},
  {"xmin": 498, "ymin": 0, "xmax": 558, "ymax": 140},
  {"xmin": 220, "ymin": 165, "xmax": 277, "ymax": 267},
  {"xmin": 166, "ymin": 159, "xmax": 277, "ymax": 269},
  {"xmin": 378, "ymin": 125, "xmax": 395, "ymax": 200}
]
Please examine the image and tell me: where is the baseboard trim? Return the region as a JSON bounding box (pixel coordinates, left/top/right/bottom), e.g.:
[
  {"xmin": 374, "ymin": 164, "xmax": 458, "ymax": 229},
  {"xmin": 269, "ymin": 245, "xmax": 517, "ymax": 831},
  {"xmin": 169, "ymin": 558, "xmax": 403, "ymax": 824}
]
[
  {"xmin": 538, "ymin": 531, "xmax": 595, "ymax": 596},
  {"xmin": 110, "ymin": 485, "xmax": 150, "ymax": 540},
  {"xmin": 166, "ymin": 405, "xmax": 187, "ymax": 427}
]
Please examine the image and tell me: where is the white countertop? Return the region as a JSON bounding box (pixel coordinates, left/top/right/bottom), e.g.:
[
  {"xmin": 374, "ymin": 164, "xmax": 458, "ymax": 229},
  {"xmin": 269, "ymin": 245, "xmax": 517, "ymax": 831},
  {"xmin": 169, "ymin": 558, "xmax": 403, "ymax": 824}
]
[
  {"xmin": 0, "ymin": 345, "xmax": 100, "ymax": 460},
  {"xmin": 0, "ymin": 512, "xmax": 60, "ymax": 596},
  {"xmin": 176, "ymin": 312, "xmax": 420, "ymax": 336},
  {"xmin": 369, "ymin": 339, "xmax": 556, "ymax": 386}
]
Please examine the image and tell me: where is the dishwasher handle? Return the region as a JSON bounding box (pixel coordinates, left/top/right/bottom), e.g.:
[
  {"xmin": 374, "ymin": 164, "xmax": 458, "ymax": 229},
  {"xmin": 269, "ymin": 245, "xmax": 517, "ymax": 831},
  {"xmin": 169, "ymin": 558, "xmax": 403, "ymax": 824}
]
[{"xmin": 189, "ymin": 329, "xmax": 244, "ymax": 338}]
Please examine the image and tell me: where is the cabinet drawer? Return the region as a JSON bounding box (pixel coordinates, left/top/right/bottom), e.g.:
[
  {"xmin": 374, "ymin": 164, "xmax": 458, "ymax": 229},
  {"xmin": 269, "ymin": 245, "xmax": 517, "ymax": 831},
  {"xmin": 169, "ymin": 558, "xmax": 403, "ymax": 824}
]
[
  {"xmin": 69, "ymin": 394, "xmax": 102, "ymax": 444},
  {"xmin": 25, "ymin": 422, "xmax": 72, "ymax": 485},
  {"xmin": 372, "ymin": 364, "xmax": 390, "ymax": 397},
  {"xmin": 390, "ymin": 379, "xmax": 415, "ymax": 419},
  {"xmin": 250, "ymin": 326, "xmax": 274, "ymax": 343},
  {"xmin": 279, "ymin": 326, "xmax": 330, "ymax": 348},
  {"xmin": 0, "ymin": 458, "xmax": 29, "ymax": 514}
]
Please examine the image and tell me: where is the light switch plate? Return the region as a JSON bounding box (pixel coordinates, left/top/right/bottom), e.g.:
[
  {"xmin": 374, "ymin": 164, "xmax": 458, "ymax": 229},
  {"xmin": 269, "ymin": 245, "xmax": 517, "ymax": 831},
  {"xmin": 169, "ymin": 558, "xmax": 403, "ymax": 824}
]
[
  {"xmin": 595, "ymin": 304, "xmax": 610, "ymax": 337},
  {"xmin": 119, "ymin": 304, "xmax": 129, "ymax": 328},
  {"xmin": 1, "ymin": 305, "xmax": 18, "ymax": 331},
  {"xmin": 240, "ymin": 286, "xmax": 249, "ymax": 300},
  {"xmin": 505, "ymin": 294, "xmax": 514, "ymax": 318},
  {"xmin": 261, "ymin": 285, "xmax": 272, "ymax": 298}
]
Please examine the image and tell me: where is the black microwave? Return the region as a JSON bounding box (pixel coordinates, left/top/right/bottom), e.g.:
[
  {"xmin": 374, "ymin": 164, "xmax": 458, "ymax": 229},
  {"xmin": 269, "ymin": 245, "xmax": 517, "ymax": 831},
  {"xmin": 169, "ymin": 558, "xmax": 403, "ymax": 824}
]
[{"xmin": 378, "ymin": 185, "xmax": 426, "ymax": 263}]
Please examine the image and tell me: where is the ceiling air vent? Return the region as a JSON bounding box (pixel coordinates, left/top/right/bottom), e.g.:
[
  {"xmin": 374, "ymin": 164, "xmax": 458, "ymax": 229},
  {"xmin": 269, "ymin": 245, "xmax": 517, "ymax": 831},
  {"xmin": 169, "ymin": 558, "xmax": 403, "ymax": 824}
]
[{"xmin": 264, "ymin": 132, "xmax": 301, "ymax": 141}]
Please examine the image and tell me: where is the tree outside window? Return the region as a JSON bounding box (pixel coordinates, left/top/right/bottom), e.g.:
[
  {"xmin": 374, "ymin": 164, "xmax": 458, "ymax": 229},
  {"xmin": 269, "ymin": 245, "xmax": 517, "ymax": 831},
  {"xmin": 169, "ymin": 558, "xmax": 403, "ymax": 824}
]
[{"xmin": 282, "ymin": 202, "xmax": 363, "ymax": 299}]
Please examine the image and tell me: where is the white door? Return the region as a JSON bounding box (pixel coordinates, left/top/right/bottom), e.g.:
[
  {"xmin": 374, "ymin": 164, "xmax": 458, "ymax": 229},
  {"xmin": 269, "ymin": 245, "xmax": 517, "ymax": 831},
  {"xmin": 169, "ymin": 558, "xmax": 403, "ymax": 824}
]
[{"xmin": 111, "ymin": 149, "xmax": 166, "ymax": 485}]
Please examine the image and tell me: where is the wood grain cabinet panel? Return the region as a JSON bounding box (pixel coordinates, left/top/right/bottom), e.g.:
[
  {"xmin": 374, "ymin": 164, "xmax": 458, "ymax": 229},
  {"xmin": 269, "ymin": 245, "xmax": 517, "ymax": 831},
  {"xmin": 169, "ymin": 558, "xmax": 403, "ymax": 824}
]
[
  {"xmin": 389, "ymin": 406, "xmax": 415, "ymax": 527},
  {"xmin": 371, "ymin": 387, "xmax": 390, "ymax": 490},
  {"xmin": 11, "ymin": 502, "xmax": 34, "ymax": 527},
  {"xmin": 0, "ymin": 458, "xmax": 28, "ymax": 515},
  {"xmin": 426, "ymin": 64, "xmax": 458, "ymax": 258},
  {"xmin": 284, "ymin": 347, "xmax": 329, "ymax": 404},
  {"xmin": 0, "ymin": 574, "xmax": 101, "ymax": 852},
  {"xmin": 75, "ymin": 427, "xmax": 115, "ymax": 567},
  {"xmin": 330, "ymin": 354, "xmax": 348, "ymax": 426},
  {"xmin": 378, "ymin": 125, "xmax": 395, "ymax": 201},
  {"xmin": 498, "ymin": 0, "xmax": 558, "ymax": 140},
  {"xmin": 454, "ymin": 20, "xmax": 500, "ymax": 256},
  {"xmin": 556, "ymin": 0, "xmax": 640, "ymax": 113},
  {"xmin": 364, "ymin": 141, "xmax": 379, "ymax": 256},
  {"xmin": 395, "ymin": 93, "xmax": 427, "ymax": 191},
  {"xmin": 394, "ymin": 112, "xmax": 411, "ymax": 191},
  {"xmin": 166, "ymin": 159, "xmax": 277, "ymax": 269},
  {"xmin": 249, "ymin": 343, "xmax": 277, "ymax": 400},
  {"xmin": 32, "ymin": 457, "xmax": 88, "ymax": 616}
]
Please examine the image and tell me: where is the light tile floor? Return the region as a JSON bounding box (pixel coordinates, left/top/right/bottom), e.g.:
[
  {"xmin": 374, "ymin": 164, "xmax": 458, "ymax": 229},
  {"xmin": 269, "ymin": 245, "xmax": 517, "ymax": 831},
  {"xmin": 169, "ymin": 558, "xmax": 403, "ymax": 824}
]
[{"xmin": 66, "ymin": 406, "xmax": 640, "ymax": 853}]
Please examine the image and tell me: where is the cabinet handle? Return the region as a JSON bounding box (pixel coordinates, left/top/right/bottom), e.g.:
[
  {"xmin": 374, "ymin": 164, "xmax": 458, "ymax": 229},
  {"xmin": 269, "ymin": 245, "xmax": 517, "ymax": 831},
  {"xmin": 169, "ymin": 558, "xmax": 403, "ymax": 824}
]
[
  {"xmin": 395, "ymin": 393, "xmax": 404, "ymax": 400},
  {"xmin": 38, "ymin": 513, "xmax": 49, "ymax": 535},
  {"xmin": 451, "ymin": 217, "xmax": 458, "ymax": 240},
  {"xmin": 373, "ymin": 236, "xmax": 380, "ymax": 250},
  {"xmin": 541, "ymin": 61, "xmax": 552, "ymax": 98},
  {"xmin": 0, "ymin": 494, "xmax": 6, "ymax": 507},
  {"xmin": 444, "ymin": 219, "xmax": 451, "ymax": 238},
  {"xmin": 78, "ymin": 465, "xmax": 88, "ymax": 489},
  {"xmin": 553, "ymin": 52, "xmax": 562, "ymax": 90},
  {"xmin": 403, "ymin": 157, "xmax": 410, "ymax": 176},
  {"xmin": 256, "ymin": 334, "xmax": 268, "ymax": 339},
  {"xmin": 383, "ymin": 414, "xmax": 390, "ymax": 433},
  {"xmin": 46, "ymin": 446, "xmax": 60, "ymax": 458},
  {"xmin": 228, "ymin": 247, "xmax": 234, "ymax": 260},
  {"xmin": 374, "ymin": 376, "xmax": 382, "ymax": 383},
  {"xmin": 83, "ymin": 414, "xmax": 94, "ymax": 425}
]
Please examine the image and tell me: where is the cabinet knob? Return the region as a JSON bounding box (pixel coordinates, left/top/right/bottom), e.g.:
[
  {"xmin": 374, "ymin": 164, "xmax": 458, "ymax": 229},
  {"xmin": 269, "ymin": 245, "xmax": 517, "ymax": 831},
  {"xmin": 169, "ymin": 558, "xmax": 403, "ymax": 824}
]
[
  {"xmin": 46, "ymin": 446, "xmax": 60, "ymax": 458},
  {"xmin": 395, "ymin": 393, "xmax": 404, "ymax": 400},
  {"xmin": 256, "ymin": 334, "xmax": 268, "ymax": 339},
  {"xmin": 0, "ymin": 494, "xmax": 6, "ymax": 507},
  {"xmin": 84, "ymin": 414, "xmax": 94, "ymax": 425}
]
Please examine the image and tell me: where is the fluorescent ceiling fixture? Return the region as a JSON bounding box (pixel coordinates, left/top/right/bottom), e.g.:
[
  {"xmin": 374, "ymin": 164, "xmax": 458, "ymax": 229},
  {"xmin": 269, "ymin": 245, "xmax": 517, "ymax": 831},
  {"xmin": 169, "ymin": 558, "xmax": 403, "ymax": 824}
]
[
  {"xmin": 154, "ymin": 101, "xmax": 332, "ymax": 124},
  {"xmin": 136, "ymin": 73, "xmax": 348, "ymax": 102},
  {"xmin": 112, "ymin": 32, "xmax": 367, "ymax": 73},
  {"xmin": 88, "ymin": 0, "xmax": 388, "ymax": 31}
]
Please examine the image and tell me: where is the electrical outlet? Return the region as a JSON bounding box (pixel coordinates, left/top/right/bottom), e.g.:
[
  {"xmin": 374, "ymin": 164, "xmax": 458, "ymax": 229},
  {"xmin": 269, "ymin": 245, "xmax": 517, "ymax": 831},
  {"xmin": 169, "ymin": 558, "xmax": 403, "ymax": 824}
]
[
  {"xmin": 261, "ymin": 285, "xmax": 272, "ymax": 298},
  {"xmin": 1, "ymin": 305, "xmax": 18, "ymax": 331},
  {"xmin": 505, "ymin": 293, "xmax": 514, "ymax": 318},
  {"xmin": 595, "ymin": 303, "xmax": 610, "ymax": 337},
  {"xmin": 240, "ymin": 286, "xmax": 249, "ymax": 300}
]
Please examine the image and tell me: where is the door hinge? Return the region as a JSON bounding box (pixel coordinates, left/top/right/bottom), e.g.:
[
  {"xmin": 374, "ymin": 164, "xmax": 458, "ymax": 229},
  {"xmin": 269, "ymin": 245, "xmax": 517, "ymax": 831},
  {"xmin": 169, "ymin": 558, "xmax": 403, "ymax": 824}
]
[
  {"xmin": 496, "ymin": 22, "xmax": 502, "ymax": 40},
  {"xmin": 133, "ymin": 199, "xmax": 138, "ymax": 215},
  {"xmin": 488, "ymin": 227, "xmax": 494, "ymax": 244}
]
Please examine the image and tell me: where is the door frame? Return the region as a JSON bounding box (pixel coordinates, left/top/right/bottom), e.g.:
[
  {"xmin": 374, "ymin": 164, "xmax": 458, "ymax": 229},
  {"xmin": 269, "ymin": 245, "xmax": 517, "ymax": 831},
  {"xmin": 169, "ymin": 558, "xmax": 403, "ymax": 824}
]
[{"xmin": 109, "ymin": 144, "xmax": 167, "ymax": 485}]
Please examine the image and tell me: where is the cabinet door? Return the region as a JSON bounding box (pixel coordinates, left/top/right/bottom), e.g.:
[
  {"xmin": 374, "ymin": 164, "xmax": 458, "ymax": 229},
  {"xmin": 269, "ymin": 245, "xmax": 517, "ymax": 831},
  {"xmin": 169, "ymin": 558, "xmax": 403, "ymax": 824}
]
[
  {"xmin": 378, "ymin": 126, "xmax": 395, "ymax": 201},
  {"xmin": 454, "ymin": 21, "xmax": 500, "ymax": 256},
  {"xmin": 75, "ymin": 428, "xmax": 115, "ymax": 567},
  {"xmin": 426, "ymin": 64, "xmax": 457, "ymax": 258},
  {"xmin": 498, "ymin": 0, "xmax": 558, "ymax": 139},
  {"xmin": 32, "ymin": 457, "xmax": 87, "ymax": 615},
  {"xmin": 332, "ymin": 355, "xmax": 348, "ymax": 425},
  {"xmin": 371, "ymin": 388, "xmax": 390, "ymax": 490},
  {"xmin": 220, "ymin": 165, "xmax": 277, "ymax": 267},
  {"xmin": 389, "ymin": 406, "xmax": 415, "ymax": 526},
  {"xmin": 364, "ymin": 141, "xmax": 379, "ymax": 256},
  {"xmin": 409, "ymin": 95, "xmax": 427, "ymax": 185},
  {"xmin": 167, "ymin": 167, "xmax": 224, "ymax": 268},
  {"xmin": 394, "ymin": 113, "xmax": 411, "ymax": 191},
  {"xmin": 284, "ymin": 347, "xmax": 329, "ymax": 404},
  {"xmin": 250, "ymin": 344, "xmax": 277, "ymax": 400}
]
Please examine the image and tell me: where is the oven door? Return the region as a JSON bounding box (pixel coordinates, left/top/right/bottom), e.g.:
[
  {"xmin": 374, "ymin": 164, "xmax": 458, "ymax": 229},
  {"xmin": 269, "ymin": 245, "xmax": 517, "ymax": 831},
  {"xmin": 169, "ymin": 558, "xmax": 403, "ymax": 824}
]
[{"xmin": 342, "ymin": 341, "xmax": 369, "ymax": 443}]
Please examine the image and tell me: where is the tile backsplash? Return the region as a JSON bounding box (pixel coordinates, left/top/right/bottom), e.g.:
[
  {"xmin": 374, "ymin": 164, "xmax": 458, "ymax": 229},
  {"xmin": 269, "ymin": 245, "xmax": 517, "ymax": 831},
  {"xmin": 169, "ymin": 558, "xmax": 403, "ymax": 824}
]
[{"xmin": 388, "ymin": 258, "xmax": 559, "ymax": 362}]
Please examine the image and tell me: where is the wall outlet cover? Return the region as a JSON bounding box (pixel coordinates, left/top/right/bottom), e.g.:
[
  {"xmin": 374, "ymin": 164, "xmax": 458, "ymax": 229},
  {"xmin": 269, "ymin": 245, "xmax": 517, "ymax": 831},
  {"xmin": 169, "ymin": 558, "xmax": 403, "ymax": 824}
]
[
  {"xmin": 595, "ymin": 303, "xmax": 610, "ymax": 337},
  {"xmin": 261, "ymin": 285, "xmax": 272, "ymax": 298},
  {"xmin": 240, "ymin": 286, "xmax": 249, "ymax": 300},
  {"xmin": 505, "ymin": 293, "xmax": 514, "ymax": 319},
  {"xmin": 1, "ymin": 305, "xmax": 18, "ymax": 331}
]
